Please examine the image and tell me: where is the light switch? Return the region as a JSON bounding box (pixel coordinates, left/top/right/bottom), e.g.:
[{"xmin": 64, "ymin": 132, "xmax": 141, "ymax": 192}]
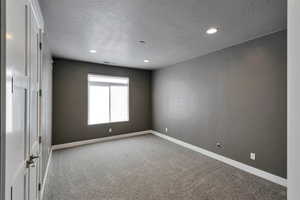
[{"xmin": 250, "ymin": 153, "xmax": 256, "ymax": 160}]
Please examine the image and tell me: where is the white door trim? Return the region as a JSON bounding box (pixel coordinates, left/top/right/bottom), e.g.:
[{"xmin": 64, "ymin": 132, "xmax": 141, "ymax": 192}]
[
  {"xmin": 0, "ymin": 0, "xmax": 6, "ymax": 199},
  {"xmin": 40, "ymin": 150, "xmax": 52, "ymax": 200},
  {"xmin": 288, "ymin": 0, "xmax": 300, "ymax": 198},
  {"xmin": 29, "ymin": 0, "xmax": 44, "ymax": 31},
  {"xmin": 150, "ymin": 130, "xmax": 287, "ymax": 187}
]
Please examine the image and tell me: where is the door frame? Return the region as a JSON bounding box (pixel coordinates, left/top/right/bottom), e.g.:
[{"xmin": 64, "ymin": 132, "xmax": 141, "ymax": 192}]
[
  {"xmin": 0, "ymin": 0, "xmax": 6, "ymax": 199},
  {"xmin": 288, "ymin": 0, "xmax": 300, "ymax": 199}
]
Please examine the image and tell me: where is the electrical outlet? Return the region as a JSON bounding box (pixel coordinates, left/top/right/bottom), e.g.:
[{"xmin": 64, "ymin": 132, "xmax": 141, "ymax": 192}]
[
  {"xmin": 165, "ymin": 128, "xmax": 168, "ymax": 133},
  {"xmin": 109, "ymin": 128, "xmax": 112, "ymax": 133},
  {"xmin": 250, "ymin": 153, "xmax": 256, "ymax": 160},
  {"xmin": 216, "ymin": 142, "xmax": 222, "ymax": 148}
]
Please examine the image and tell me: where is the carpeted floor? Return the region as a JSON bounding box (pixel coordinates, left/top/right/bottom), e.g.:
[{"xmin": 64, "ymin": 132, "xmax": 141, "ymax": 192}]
[{"xmin": 43, "ymin": 134, "xmax": 286, "ymax": 200}]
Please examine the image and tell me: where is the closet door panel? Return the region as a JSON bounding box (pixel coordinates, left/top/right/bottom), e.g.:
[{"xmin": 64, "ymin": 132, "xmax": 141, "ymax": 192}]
[
  {"xmin": 28, "ymin": 5, "xmax": 41, "ymax": 200},
  {"xmin": 6, "ymin": 0, "xmax": 29, "ymax": 199}
]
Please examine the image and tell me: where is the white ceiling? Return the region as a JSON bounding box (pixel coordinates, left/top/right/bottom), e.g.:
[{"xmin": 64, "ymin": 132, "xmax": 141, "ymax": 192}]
[{"xmin": 39, "ymin": 0, "xmax": 286, "ymax": 69}]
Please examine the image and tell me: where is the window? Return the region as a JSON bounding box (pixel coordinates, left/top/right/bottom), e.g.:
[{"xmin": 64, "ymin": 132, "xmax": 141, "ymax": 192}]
[{"xmin": 88, "ymin": 74, "xmax": 129, "ymax": 125}]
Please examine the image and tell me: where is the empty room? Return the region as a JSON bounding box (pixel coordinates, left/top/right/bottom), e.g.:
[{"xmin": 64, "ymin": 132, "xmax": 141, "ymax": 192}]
[{"xmin": 2, "ymin": 0, "xmax": 300, "ymax": 200}]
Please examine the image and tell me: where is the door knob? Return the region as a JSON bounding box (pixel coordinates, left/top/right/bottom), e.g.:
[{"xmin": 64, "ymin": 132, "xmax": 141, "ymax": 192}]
[
  {"xmin": 26, "ymin": 155, "xmax": 39, "ymax": 168},
  {"xmin": 26, "ymin": 159, "xmax": 34, "ymax": 168},
  {"xmin": 30, "ymin": 155, "xmax": 39, "ymax": 160}
]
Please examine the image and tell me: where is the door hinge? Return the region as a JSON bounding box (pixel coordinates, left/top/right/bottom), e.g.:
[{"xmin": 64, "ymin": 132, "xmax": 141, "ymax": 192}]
[
  {"xmin": 11, "ymin": 77, "xmax": 14, "ymax": 93},
  {"xmin": 39, "ymin": 89, "xmax": 42, "ymax": 97},
  {"xmin": 38, "ymin": 183, "xmax": 41, "ymax": 191},
  {"xmin": 39, "ymin": 42, "xmax": 42, "ymax": 50},
  {"xmin": 11, "ymin": 187, "xmax": 13, "ymax": 200},
  {"xmin": 39, "ymin": 136, "xmax": 42, "ymax": 144}
]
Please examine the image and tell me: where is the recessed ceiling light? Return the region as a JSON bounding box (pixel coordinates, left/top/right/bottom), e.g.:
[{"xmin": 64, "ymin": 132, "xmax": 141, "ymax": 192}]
[
  {"xmin": 144, "ymin": 59, "xmax": 149, "ymax": 63},
  {"xmin": 89, "ymin": 49, "xmax": 97, "ymax": 53},
  {"xmin": 206, "ymin": 27, "xmax": 218, "ymax": 35}
]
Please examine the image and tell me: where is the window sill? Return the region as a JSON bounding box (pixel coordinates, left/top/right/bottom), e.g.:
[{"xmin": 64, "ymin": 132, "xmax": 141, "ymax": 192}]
[{"xmin": 88, "ymin": 120, "xmax": 130, "ymax": 126}]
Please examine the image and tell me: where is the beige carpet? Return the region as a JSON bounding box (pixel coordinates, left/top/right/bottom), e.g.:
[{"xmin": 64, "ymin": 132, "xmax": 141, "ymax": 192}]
[{"xmin": 44, "ymin": 134, "xmax": 286, "ymax": 200}]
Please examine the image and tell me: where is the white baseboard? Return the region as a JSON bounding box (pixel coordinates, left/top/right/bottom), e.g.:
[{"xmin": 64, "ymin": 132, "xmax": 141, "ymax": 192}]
[
  {"xmin": 52, "ymin": 130, "xmax": 151, "ymax": 150},
  {"xmin": 150, "ymin": 130, "xmax": 287, "ymax": 187},
  {"xmin": 41, "ymin": 149, "xmax": 52, "ymax": 200}
]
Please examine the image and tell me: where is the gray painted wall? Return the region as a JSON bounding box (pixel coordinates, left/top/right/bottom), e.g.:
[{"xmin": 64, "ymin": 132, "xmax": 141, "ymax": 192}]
[
  {"xmin": 52, "ymin": 59, "xmax": 152, "ymax": 145},
  {"xmin": 152, "ymin": 31, "xmax": 287, "ymax": 178}
]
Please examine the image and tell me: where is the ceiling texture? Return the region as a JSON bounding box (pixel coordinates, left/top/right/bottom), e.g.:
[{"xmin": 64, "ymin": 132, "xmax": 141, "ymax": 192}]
[{"xmin": 39, "ymin": 0, "xmax": 286, "ymax": 69}]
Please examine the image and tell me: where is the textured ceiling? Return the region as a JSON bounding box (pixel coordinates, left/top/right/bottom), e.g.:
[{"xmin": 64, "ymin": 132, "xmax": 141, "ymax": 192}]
[{"xmin": 39, "ymin": 0, "xmax": 286, "ymax": 69}]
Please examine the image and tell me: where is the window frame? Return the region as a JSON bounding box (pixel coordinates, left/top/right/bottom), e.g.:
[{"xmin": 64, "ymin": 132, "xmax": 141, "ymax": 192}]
[{"xmin": 87, "ymin": 73, "xmax": 130, "ymax": 125}]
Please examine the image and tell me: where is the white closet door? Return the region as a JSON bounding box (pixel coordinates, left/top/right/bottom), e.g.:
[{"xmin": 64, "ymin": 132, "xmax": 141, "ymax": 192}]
[
  {"xmin": 6, "ymin": 0, "xmax": 29, "ymax": 199},
  {"xmin": 6, "ymin": 0, "xmax": 42, "ymax": 199},
  {"xmin": 28, "ymin": 4, "xmax": 41, "ymax": 200}
]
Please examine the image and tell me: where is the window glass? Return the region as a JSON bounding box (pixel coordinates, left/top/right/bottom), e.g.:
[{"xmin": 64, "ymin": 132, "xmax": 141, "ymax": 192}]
[
  {"xmin": 88, "ymin": 74, "xmax": 129, "ymax": 125},
  {"xmin": 88, "ymin": 85, "xmax": 110, "ymax": 125},
  {"xmin": 111, "ymin": 85, "xmax": 129, "ymax": 122}
]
